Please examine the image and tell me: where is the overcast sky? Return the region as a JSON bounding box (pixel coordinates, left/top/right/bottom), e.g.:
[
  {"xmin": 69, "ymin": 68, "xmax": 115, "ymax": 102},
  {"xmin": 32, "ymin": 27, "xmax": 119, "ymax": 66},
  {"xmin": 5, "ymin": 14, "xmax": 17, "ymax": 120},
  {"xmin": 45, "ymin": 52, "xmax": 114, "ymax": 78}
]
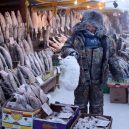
[{"xmin": 99, "ymin": 0, "xmax": 129, "ymax": 11}]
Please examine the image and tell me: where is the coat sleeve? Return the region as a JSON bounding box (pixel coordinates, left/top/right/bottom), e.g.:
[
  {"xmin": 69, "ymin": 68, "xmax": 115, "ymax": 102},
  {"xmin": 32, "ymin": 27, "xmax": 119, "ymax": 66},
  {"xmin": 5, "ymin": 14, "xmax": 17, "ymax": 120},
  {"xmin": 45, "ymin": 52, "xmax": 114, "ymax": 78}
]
[
  {"xmin": 61, "ymin": 34, "xmax": 79, "ymax": 58},
  {"xmin": 108, "ymin": 38, "xmax": 125, "ymax": 80}
]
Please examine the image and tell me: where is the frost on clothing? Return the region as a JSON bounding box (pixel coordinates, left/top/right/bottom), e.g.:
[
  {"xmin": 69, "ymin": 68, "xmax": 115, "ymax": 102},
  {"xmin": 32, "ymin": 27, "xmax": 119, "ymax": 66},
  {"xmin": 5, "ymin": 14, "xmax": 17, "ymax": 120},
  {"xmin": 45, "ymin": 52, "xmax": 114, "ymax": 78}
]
[
  {"xmin": 61, "ymin": 10, "xmax": 125, "ymax": 115},
  {"xmin": 48, "ymin": 56, "xmax": 80, "ymax": 105}
]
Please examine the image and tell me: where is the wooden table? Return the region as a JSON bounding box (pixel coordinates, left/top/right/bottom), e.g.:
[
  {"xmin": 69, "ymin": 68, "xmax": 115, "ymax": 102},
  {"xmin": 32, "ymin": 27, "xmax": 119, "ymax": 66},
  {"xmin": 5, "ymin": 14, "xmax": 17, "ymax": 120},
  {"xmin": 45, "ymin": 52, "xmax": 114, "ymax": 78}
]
[{"xmin": 40, "ymin": 75, "xmax": 57, "ymax": 93}]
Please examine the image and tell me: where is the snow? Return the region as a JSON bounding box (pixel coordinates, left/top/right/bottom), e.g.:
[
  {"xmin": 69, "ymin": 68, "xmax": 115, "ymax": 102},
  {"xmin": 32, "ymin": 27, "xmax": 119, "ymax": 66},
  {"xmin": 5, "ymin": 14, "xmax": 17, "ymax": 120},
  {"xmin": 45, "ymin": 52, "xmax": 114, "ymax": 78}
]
[
  {"xmin": 104, "ymin": 0, "xmax": 129, "ymax": 11},
  {"xmin": 104, "ymin": 94, "xmax": 129, "ymax": 129},
  {"xmin": 49, "ymin": 93, "xmax": 129, "ymax": 129},
  {"xmin": 97, "ymin": 0, "xmax": 129, "ymax": 11}
]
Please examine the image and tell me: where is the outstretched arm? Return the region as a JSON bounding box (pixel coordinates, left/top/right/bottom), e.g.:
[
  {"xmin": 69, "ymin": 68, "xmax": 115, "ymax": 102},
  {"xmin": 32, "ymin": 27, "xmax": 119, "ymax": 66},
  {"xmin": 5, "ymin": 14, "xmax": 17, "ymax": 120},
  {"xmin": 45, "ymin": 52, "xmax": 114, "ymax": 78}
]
[{"xmin": 61, "ymin": 34, "xmax": 79, "ymax": 58}]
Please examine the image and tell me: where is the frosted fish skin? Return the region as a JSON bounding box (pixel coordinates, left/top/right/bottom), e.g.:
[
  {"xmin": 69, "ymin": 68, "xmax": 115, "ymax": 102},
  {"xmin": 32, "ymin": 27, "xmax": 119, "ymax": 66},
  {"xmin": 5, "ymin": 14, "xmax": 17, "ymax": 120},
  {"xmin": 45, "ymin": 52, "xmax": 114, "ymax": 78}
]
[
  {"xmin": 14, "ymin": 42, "xmax": 25, "ymax": 66},
  {"xmin": 5, "ymin": 12, "xmax": 13, "ymax": 27},
  {"xmin": 0, "ymin": 26, "xmax": 4, "ymax": 44},
  {"xmin": 34, "ymin": 52, "xmax": 45, "ymax": 73},
  {"xmin": 0, "ymin": 85, "xmax": 6, "ymax": 105},
  {"xmin": 11, "ymin": 11, "xmax": 18, "ymax": 27},
  {"xmin": 22, "ymin": 39, "xmax": 31, "ymax": 54},
  {"xmin": 19, "ymin": 66, "xmax": 36, "ymax": 84},
  {"xmin": 31, "ymin": 53, "xmax": 42, "ymax": 75},
  {"xmin": 0, "ymin": 13, "xmax": 6, "ymax": 32},
  {"xmin": 17, "ymin": 10, "xmax": 23, "ymax": 25},
  {"xmin": 0, "ymin": 52, "xmax": 8, "ymax": 69},
  {"xmin": 41, "ymin": 50, "xmax": 50, "ymax": 72},
  {"xmin": 28, "ymin": 54, "xmax": 40, "ymax": 76},
  {"xmin": 13, "ymin": 26, "xmax": 18, "ymax": 40},
  {"xmin": 0, "ymin": 46, "xmax": 12, "ymax": 69},
  {"xmin": 0, "ymin": 58, "xmax": 4, "ymax": 71},
  {"xmin": 27, "ymin": 34, "xmax": 34, "ymax": 52},
  {"xmin": 7, "ymin": 70, "xmax": 18, "ymax": 91},
  {"xmin": 17, "ymin": 68, "xmax": 27, "ymax": 85}
]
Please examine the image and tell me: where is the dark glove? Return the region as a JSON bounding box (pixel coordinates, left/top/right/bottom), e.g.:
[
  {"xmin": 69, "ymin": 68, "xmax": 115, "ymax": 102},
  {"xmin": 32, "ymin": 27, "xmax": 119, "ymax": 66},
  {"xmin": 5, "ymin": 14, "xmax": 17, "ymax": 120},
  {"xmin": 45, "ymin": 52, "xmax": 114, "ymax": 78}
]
[{"xmin": 69, "ymin": 51, "xmax": 79, "ymax": 59}]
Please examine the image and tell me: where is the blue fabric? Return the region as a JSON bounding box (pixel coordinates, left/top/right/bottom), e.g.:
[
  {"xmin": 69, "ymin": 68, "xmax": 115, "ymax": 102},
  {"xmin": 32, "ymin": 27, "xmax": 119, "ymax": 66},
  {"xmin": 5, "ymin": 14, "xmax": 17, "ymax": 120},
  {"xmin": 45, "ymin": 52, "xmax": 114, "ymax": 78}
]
[{"xmin": 83, "ymin": 30, "xmax": 101, "ymax": 49}]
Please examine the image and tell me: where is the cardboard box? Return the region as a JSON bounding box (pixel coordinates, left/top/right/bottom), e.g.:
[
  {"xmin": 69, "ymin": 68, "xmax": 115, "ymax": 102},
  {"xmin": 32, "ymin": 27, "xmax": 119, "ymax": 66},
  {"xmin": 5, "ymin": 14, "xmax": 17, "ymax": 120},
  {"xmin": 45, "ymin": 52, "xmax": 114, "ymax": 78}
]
[
  {"xmin": 110, "ymin": 87, "xmax": 128, "ymax": 103},
  {"xmin": 33, "ymin": 103, "xmax": 80, "ymax": 129},
  {"xmin": 2, "ymin": 96, "xmax": 48, "ymax": 129},
  {"xmin": 128, "ymin": 88, "xmax": 129, "ymax": 104},
  {"xmin": 107, "ymin": 77, "xmax": 129, "ymax": 103},
  {"xmin": 40, "ymin": 75, "xmax": 57, "ymax": 94},
  {"xmin": 70, "ymin": 114, "xmax": 112, "ymax": 129},
  {"xmin": 107, "ymin": 77, "xmax": 129, "ymax": 87}
]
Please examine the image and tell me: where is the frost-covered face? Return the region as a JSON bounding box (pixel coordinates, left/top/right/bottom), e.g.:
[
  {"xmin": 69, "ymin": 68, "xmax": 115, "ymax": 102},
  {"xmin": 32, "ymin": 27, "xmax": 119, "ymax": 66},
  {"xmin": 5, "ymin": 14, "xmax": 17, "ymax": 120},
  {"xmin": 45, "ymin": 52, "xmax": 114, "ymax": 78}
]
[{"xmin": 85, "ymin": 23, "xmax": 96, "ymax": 33}]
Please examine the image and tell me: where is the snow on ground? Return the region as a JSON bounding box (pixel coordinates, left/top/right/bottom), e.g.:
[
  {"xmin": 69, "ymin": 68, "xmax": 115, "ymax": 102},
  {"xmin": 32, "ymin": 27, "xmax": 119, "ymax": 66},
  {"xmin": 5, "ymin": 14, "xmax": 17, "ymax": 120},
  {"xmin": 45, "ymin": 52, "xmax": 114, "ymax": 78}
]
[{"xmin": 104, "ymin": 94, "xmax": 129, "ymax": 129}]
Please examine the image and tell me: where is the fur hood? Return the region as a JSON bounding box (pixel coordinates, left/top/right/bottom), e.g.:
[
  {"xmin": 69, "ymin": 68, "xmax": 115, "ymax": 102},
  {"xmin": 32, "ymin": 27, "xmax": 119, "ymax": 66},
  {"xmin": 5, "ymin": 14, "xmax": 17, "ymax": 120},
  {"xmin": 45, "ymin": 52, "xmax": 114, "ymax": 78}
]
[{"xmin": 72, "ymin": 10, "xmax": 107, "ymax": 38}]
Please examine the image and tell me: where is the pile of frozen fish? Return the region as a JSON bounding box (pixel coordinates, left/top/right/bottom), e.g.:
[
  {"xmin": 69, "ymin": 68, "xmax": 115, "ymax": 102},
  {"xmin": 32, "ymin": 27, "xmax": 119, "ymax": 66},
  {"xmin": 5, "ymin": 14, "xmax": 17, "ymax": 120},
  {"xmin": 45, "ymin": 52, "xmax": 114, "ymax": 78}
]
[
  {"xmin": 39, "ymin": 106, "xmax": 75, "ymax": 124},
  {"xmin": 6, "ymin": 84, "xmax": 48, "ymax": 111},
  {"xmin": 0, "ymin": 47, "xmax": 53, "ymax": 100},
  {"xmin": 28, "ymin": 9, "xmax": 82, "ymax": 41},
  {"xmin": 108, "ymin": 34, "xmax": 129, "ymax": 80},
  {"xmin": 0, "ymin": 10, "xmax": 54, "ymax": 71},
  {"xmin": 73, "ymin": 116, "xmax": 111, "ymax": 129},
  {"xmin": 0, "ymin": 10, "xmax": 54, "ymax": 112},
  {"xmin": 0, "ymin": 10, "xmax": 27, "ymax": 44},
  {"xmin": 117, "ymin": 34, "xmax": 129, "ymax": 63},
  {"xmin": 24, "ymin": 48, "xmax": 53, "ymax": 76},
  {"xmin": 0, "ymin": 44, "xmax": 53, "ymax": 74},
  {"xmin": 0, "ymin": 61, "xmax": 53, "ymax": 108}
]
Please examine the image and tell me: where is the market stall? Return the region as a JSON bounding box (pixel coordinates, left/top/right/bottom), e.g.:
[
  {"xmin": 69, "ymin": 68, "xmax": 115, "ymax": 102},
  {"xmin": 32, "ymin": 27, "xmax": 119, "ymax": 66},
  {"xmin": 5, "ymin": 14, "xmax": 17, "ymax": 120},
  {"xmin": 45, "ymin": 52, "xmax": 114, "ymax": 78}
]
[{"xmin": 0, "ymin": 0, "xmax": 129, "ymax": 129}]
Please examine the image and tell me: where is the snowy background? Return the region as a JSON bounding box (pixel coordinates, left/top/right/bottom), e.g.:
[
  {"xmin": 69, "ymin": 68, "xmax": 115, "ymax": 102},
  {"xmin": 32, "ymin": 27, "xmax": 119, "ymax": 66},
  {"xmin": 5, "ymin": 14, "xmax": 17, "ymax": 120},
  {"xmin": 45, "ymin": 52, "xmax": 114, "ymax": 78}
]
[{"xmin": 98, "ymin": 0, "xmax": 129, "ymax": 11}]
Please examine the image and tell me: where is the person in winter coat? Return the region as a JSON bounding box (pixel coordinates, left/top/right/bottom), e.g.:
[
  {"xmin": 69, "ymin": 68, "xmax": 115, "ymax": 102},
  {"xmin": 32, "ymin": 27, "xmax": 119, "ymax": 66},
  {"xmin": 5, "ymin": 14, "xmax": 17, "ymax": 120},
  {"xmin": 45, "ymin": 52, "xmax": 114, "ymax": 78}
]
[{"xmin": 61, "ymin": 10, "xmax": 124, "ymax": 115}]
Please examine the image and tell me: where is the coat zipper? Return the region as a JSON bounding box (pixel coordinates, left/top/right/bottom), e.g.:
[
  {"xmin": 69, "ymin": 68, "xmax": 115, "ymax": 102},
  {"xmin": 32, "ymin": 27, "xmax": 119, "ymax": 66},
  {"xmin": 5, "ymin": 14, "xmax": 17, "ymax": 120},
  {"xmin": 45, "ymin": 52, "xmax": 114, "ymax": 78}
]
[{"xmin": 90, "ymin": 49, "xmax": 94, "ymax": 85}]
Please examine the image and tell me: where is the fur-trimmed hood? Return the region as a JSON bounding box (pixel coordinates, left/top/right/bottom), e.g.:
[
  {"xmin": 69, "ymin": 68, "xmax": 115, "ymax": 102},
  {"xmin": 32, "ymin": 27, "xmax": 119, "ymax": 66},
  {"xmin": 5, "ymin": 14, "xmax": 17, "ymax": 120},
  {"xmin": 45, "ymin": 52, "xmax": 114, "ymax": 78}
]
[{"xmin": 72, "ymin": 10, "xmax": 107, "ymax": 38}]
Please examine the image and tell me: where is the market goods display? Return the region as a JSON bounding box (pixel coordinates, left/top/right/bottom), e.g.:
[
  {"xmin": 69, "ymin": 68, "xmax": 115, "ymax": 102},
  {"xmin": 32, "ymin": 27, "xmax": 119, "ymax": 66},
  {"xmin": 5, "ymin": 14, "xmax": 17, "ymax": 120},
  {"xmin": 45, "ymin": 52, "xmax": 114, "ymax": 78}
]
[
  {"xmin": 29, "ymin": 9, "xmax": 82, "ymax": 39},
  {"xmin": 0, "ymin": 10, "xmax": 54, "ymax": 115},
  {"xmin": 38, "ymin": 105, "xmax": 75, "ymax": 124},
  {"xmin": 109, "ymin": 34, "xmax": 129, "ymax": 79},
  {"xmin": 0, "ymin": 3, "xmax": 128, "ymax": 129},
  {"xmin": 6, "ymin": 84, "xmax": 48, "ymax": 111},
  {"xmin": 0, "ymin": 10, "xmax": 54, "ymax": 69},
  {"xmin": 0, "ymin": 11, "xmax": 25, "ymax": 43},
  {"xmin": 27, "ymin": 9, "xmax": 82, "ymax": 49},
  {"xmin": 73, "ymin": 116, "xmax": 111, "ymax": 129},
  {"xmin": 33, "ymin": 103, "xmax": 79, "ymax": 129}
]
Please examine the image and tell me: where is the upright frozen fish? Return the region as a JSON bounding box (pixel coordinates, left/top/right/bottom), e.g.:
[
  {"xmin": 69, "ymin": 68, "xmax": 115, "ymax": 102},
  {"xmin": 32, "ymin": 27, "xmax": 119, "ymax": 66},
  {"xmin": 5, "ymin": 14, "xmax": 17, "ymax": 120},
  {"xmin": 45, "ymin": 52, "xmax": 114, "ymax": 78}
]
[
  {"xmin": 5, "ymin": 24, "xmax": 10, "ymax": 42},
  {"xmin": 22, "ymin": 39, "xmax": 32, "ymax": 54},
  {"xmin": 0, "ymin": 13, "xmax": 6, "ymax": 32},
  {"xmin": 42, "ymin": 11, "xmax": 49, "ymax": 30},
  {"xmin": 32, "ymin": 11, "xmax": 38, "ymax": 35},
  {"xmin": 11, "ymin": 11, "xmax": 18, "ymax": 27},
  {"xmin": 27, "ymin": 9, "xmax": 33, "ymax": 30},
  {"xmin": 27, "ymin": 34, "xmax": 34, "ymax": 52},
  {"xmin": 34, "ymin": 52, "xmax": 45, "ymax": 73},
  {"xmin": 7, "ymin": 70, "xmax": 18, "ymax": 91},
  {"xmin": 17, "ymin": 10, "xmax": 23, "ymax": 25},
  {"xmin": 0, "ymin": 46, "xmax": 12, "ymax": 69},
  {"xmin": 4, "ymin": 12, "xmax": 12, "ymax": 27},
  {"xmin": 0, "ymin": 26, "xmax": 4, "ymax": 44},
  {"xmin": 0, "ymin": 52, "xmax": 8, "ymax": 69},
  {"xmin": 17, "ymin": 68, "xmax": 27, "ymax": 85},
  {"xmin": 19, "ymin": 65, "xmax": 36, "ymax": 84},
  {"xmin": 0, "ymin": 56, "xmax": 4, "ymax": 70},
  {"xmin": 14, "ymin": 42, "xmax": 25, "ymax": 66}
]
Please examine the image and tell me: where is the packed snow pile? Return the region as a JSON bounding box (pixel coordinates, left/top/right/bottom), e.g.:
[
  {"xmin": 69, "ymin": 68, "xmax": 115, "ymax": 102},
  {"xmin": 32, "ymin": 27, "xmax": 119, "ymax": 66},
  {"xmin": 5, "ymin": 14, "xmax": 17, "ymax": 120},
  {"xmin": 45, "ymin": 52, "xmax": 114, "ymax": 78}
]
[{"xmin": 48, "ymin": 56, "xmax": 80, "ymax": 104}]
